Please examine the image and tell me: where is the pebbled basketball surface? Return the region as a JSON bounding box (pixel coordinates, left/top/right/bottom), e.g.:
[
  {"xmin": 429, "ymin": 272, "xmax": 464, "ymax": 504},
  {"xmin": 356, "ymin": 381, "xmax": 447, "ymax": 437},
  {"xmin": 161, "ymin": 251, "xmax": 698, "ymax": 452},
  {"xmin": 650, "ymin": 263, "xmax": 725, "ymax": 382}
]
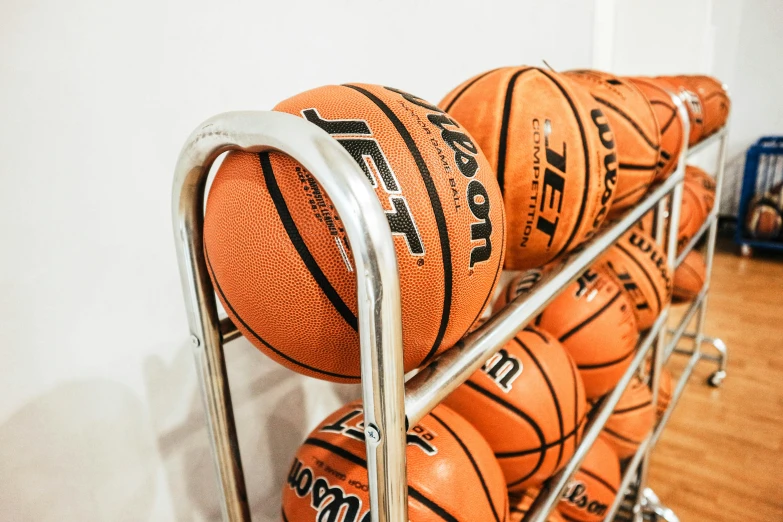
[
  {"xmin": 204, "ymin": 84, "xmax": 506, "ymax": 382},
  {"xmin": 282, "ymin": 401, "xmax": 509, "ymax": 521},
  {"xmin": 440, "ymin": 67, "xmax": 616, "ymax": 269}
]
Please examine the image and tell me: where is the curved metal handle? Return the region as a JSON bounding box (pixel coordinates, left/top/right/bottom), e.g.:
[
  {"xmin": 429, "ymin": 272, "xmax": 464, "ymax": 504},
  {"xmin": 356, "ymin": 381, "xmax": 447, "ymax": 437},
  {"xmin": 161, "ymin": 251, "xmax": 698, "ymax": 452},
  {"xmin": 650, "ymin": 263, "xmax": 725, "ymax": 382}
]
[{"xmin": 171, "ymin": 111, "xmax": 408, "ymax": 522}]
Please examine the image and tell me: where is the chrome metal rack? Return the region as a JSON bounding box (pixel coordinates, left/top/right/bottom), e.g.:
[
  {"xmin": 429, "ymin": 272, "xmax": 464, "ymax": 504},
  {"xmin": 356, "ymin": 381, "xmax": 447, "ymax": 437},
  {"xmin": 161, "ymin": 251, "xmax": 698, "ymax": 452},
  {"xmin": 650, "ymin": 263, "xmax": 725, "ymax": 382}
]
[{"xmin": 172, "ymin": 93, "xmax": 729, "ymax": 522}]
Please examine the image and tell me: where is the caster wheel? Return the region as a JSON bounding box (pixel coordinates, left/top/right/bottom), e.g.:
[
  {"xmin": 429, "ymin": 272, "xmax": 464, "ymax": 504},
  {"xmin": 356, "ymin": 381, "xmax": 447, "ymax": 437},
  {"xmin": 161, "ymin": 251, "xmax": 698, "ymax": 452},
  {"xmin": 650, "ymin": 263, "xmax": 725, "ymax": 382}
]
[
  {"xmin": 740, "ymin": 244, "xmax": 753, "ymax": 257},
  {"xmin": 708, "ymin": 370, "xmax": 726, "ymax": 387}
]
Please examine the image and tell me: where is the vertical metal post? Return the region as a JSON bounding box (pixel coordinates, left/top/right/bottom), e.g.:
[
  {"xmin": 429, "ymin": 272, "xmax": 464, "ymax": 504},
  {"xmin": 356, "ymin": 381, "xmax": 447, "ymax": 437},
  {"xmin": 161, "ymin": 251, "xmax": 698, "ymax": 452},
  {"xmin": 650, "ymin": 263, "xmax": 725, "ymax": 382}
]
[
  {"xmin": 693, "ymin": 128, "xmax": 730, "ymax": 370},
  {"xmin": 172, "ymin": 111, "xmax": 408, "ymax": 522},
  {"xmin": 633, "ymin": 94, "xmax": 691, "ymax": 521}
]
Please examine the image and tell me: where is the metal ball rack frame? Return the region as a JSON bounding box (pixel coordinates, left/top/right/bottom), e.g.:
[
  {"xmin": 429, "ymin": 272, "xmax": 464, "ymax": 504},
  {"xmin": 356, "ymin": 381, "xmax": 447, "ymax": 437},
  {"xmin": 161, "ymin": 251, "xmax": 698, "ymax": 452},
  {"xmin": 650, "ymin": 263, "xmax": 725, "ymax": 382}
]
[{"xmin": 172, "ymin": 92, "xmax": 729, "ymax": 522}]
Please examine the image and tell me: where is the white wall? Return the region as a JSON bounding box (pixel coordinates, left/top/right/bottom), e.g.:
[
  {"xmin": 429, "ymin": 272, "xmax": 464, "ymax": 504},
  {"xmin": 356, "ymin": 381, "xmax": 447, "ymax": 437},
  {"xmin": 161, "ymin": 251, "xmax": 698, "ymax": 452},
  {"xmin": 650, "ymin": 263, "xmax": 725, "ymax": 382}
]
[
  {"xmin": 0, "ymin": 1, "xmax": 597, "ymax": 520},
  {"xmin": 603, "ymin": 0, "xmax": 783, "ymax": 216}
]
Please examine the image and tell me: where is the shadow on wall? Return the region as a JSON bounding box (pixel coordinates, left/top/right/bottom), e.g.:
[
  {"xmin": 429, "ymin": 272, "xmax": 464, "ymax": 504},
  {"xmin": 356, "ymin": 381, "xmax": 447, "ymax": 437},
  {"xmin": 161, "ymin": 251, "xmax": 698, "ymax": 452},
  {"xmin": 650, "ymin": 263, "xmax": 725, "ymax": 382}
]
[
  {"xmin": 145, "ymin": 336, "xmax": 360, "ymax": 522},
  {"xmin": 0, "ymin": 380, "xmax": 158, "ymax": 522}
]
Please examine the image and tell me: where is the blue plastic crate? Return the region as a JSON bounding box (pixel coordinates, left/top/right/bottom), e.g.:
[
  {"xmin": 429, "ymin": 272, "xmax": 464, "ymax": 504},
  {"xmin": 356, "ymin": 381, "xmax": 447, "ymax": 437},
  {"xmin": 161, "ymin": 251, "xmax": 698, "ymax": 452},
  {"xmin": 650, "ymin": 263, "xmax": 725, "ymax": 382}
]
[{"xmin": 735, "ymin": 136, "xmax": 783, "ymax": 252}]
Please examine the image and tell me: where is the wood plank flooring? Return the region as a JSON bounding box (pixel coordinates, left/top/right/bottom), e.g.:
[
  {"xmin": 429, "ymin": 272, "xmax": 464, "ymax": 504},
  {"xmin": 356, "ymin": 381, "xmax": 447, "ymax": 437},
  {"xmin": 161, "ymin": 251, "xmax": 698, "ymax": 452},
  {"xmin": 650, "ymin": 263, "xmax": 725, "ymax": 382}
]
[{"xmin": 647, "ymin": 244, "xmax": 783, "ymax": 521}]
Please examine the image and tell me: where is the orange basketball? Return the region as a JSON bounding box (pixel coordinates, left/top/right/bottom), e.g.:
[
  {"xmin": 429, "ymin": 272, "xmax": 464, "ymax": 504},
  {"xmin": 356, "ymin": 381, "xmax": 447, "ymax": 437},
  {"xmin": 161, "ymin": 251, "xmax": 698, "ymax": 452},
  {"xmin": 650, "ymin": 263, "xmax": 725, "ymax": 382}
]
[
  {"xmin": 443, "ymin": 326, "xmax": 587, "ymax": 492},
  {"xmin": 598, "ymin": 229, "xmax": 672, "ymax": 330},
  {"xmin": 493, "ymin": 267, "xmax": 549, "ymax": 310},
  {"xmin": 558, "ymin": 437, "xmax": 621, "ymax": 522},
  {"xmin": 441, "ymin": 67, "xmax": 617, "ymax": 269},
  {"xmin": 564, "ymin": 70, "xmax": 661, "ymax": 212},
  {"xmin": 746, "ymin": 195, "xmax": 783, "ymax": 239},
  {"xmin": 627, "ymin": 77, "xmax": 684, "ymax": 181},
  {"xmin": 678, "ymin": 182, "xmax": 707, "ymax": 252},
  {"xmin": 656, "ymin": 76, "xmax": 704, "ymax": 145},
  {"xmin": 678, "ymin": 75, "xmax": 730, "ymax": 137},
  {"xmin": 685, "ymin": 165, "xmax": 716, "ymax": 217},
  {"xmin": 673, "ymin": 250, "xmax": 706, "ymax": 302},
  {"xmin": 535, "ymin": 267, "xmax": 638, "ymax": 399},
  {"xmin": 658, "ymin": 367, "xmax": 673, "ymax": 417},
  {"xmin": 203, "ymin": 84, "xmax": 506, "ymax": 382},
  {"xmin": 510, "ymin": 489, "xmax": 565, "ymax": 522},
  {"xmin": 282, "ymin": 402, "xmax": 509, "ymax": 521},
  {"xmin": 600, "ymin": 375, "xmax": 655, "ymax": 459}
]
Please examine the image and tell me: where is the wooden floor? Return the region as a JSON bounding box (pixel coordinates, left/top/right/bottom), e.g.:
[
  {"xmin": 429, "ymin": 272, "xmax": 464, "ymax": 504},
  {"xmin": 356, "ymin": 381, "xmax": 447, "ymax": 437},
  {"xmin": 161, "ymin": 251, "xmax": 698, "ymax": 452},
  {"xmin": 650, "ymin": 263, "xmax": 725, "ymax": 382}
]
[{"xmin": 647, "ymin": 242, "xmax": 783, "ymax": 522}]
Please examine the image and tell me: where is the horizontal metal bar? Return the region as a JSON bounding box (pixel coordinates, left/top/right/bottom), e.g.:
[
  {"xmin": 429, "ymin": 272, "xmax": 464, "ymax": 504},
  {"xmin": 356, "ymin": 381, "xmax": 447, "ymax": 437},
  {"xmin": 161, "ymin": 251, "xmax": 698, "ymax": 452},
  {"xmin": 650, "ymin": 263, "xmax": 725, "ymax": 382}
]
[
  {"xmin": 404, "ymin": 170, "xmax": 686, "ymax": 426},
  {"xmin": 686, "ymin": 126, "xmax": 727, "ymax": 157},
  {"xmin": 220, "ymin": 317, "xmax": 241, "ymax": 343},
  {"xmin": 650, "ymin": 349, "xmax": 702, "ymax": 448},
  {"xmin": 603, "ymin": 434, "xmax": 652, "ymax": 521},
  {"xmin": 664, "ymin": 287, "xmax": 708, "ymax": 362},
  {"xmin": 522, "ymin": 310, "xmax": 668, "ymax": 522},
  {"xmin": 675, "ymin": 210, "xmax": 717, "ymax": 267}
]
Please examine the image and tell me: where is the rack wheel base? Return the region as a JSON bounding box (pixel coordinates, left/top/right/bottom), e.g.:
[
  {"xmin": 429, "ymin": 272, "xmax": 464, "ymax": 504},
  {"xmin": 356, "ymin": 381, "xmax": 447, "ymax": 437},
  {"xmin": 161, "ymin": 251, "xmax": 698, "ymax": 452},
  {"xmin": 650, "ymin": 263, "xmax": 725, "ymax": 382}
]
[
  {"xmin": 641, "ymin": 488, "xmax": 680, "ymax": 522},
  {"xmin": 740, "ymin": 244, "xmax": 753, "ymax": 257},
  {"xmin": 708, "ymin": 370, "xmax": 727, "ymax": 387}
]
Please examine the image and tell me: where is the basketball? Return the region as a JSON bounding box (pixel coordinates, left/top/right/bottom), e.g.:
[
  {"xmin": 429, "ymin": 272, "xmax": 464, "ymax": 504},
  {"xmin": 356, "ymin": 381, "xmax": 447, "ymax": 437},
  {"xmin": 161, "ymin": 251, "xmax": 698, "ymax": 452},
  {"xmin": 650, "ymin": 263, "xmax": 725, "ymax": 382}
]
[
  {"xmin": 627, "ymin": 77, "xmax": 684, "ymax": 181},
  {"xmin": 598, "ymin": 229, "xmax": 672, "ymax": 330},
  {"xmin": 493, "ymin": 267, "xmax": 549, "ymax": 310},
  {"xmin": 746, "ymin": 195, "xmax": 783, "ymax": 239},
  {"xmin": 636, "ymin": 208, "xmax": 655, "ymax": 235},
  {"xmin": 440, "ymin": 67, "xmax": 617, "ymax": 269},
  {"xmin": 673, "ymin": 250, "xmax": 706, "ymax": 302},
  {"xmin": 685, "ymin": 165, "xmax": 716, "ymax": 217},
  {"xmin": 600, "ymin": 375, "xmax": 655, "ymax": 459},
  {"xmin": 535, "ymin": 267, "xmax": 638, "ymax": 399},
  {"xmin": 655, "ymin": 76, "xmax": 704, "ymax": 145},
  {"xmin": 658, "ymin": 368, "xmax": 673, "ymax": 417},
  {"xmin": 510, "ymin": 489, "xmax": 566, "ymax": 522},
  {"xmin": 558, "ymin": 437, "xmax": 621, "ymax": 522},
  {"xmin": 564, "ymin": 70, "xmax": 661, "ymax": 212},
  {"xmin": 443, "ymin": 326, "xmax": 587, "ymax": 492},
  {"xmin": 678, "ymin": 75, "xmax": 730, "ymax": 136},
  {"xmin": 282, "ymin": 401, "xmax": 509, "ymax": 521},
  {"xmin": 678, "ymin": 182, "xmax": 708, "ymax": 251},
  {"xmin": 203, "ymin": 84, "xmax": 506, "ymax": 382}
]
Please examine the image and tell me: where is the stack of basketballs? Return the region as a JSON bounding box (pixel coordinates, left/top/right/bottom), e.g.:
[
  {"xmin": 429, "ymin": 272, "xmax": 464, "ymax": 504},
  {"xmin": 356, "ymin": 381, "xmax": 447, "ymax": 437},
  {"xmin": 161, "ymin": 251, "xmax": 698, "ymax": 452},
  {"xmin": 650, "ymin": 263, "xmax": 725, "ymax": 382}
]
[{"xmin": 200, "ymin": 67, "xmax": 728, "ymax": 521}]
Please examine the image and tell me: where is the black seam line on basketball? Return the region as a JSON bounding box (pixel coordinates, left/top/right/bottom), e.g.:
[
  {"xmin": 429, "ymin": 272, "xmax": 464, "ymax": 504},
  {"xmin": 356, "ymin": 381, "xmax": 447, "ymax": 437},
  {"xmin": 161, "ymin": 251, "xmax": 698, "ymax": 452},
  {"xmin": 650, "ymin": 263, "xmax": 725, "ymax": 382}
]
[
  {"xmin": 494, "ymin": 421, "xmax": 582, "ymax": 458},
  {"xmin": 470, "ymin": 195, "xmax": 506, "ymax": 330},
  {"xmin": 260, "ymin": 152, "xmax": 358, "ymax": 332},
  {"xmin": 612, "ymin": 400, "xmax": 652, "ymax": 415},
  {"xmin": 463, "ymin": 380, "xmax": 548, "ymax": 484},
  {"xmin": 680, "ymin": 262, "xmax": 701, "ymax": 281},
  {"xmin": 204, "ymin": 246, "xmax": 360, "ymax": 380},
  {"xmin": 577, "ymin": 345, "xmax": 636, "ymax": 370},
  {"xmin": 470, "ymin": 210, "xmax": 510, "ymax": 325},
  {"xmin": 281, "ymin": 508, "xmax": 289, "ymax": 522},
  {"xmin": 618, "ymin": 162, "xmax": 658, "ymax": 170},
  {"xmin": 512, "ymin": 337, "xmax": 566, "ymax": 470},
  {"xmin": 525, "ymin": 326, "xmax": 549, "ymax": 344},
  {"xmin": 593, "ymin": 95, "xmax": 659, "ymax": 150},
  {"xmin": 659, "ymin": 108, "xmax": 679, "ymax": 134},
  {"xmin": 616, "ymin": 242, "xmax": 662, "ymax": 312},
  {"xmin": 303, "ymin": 438, "xmax": 459, "ymax": 522},
  {"xmin": 557, "ymin": 290, "xmax": 623, "ymax": 342},
  {"xmin": 443, "ymin": 68, "xmax": 501, "ymax": 112},
  {"xmin": 343, "ymin": 84, "xmax": 452, "ymax": 365},
  {"xmin": 603, "ymin": 426, "xmax": 644, "ymax": 444},
  {"xmin": 538, "ymin": 68, "xmax": 592, "ymax": 259},
  {"xmin": 429, "ymin": 411, "xmax": 503, "ymax": 522},
  {"xmin": 612, "ymin": 183, "xmax": 651, "ymax": 204},
  {"xmin": 580, "ymin": 468, "xmax": 619, "ymax": 495},
  {"xmin": 496, "ymin": 67, "xmax": 535, "ymax": 195}
]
